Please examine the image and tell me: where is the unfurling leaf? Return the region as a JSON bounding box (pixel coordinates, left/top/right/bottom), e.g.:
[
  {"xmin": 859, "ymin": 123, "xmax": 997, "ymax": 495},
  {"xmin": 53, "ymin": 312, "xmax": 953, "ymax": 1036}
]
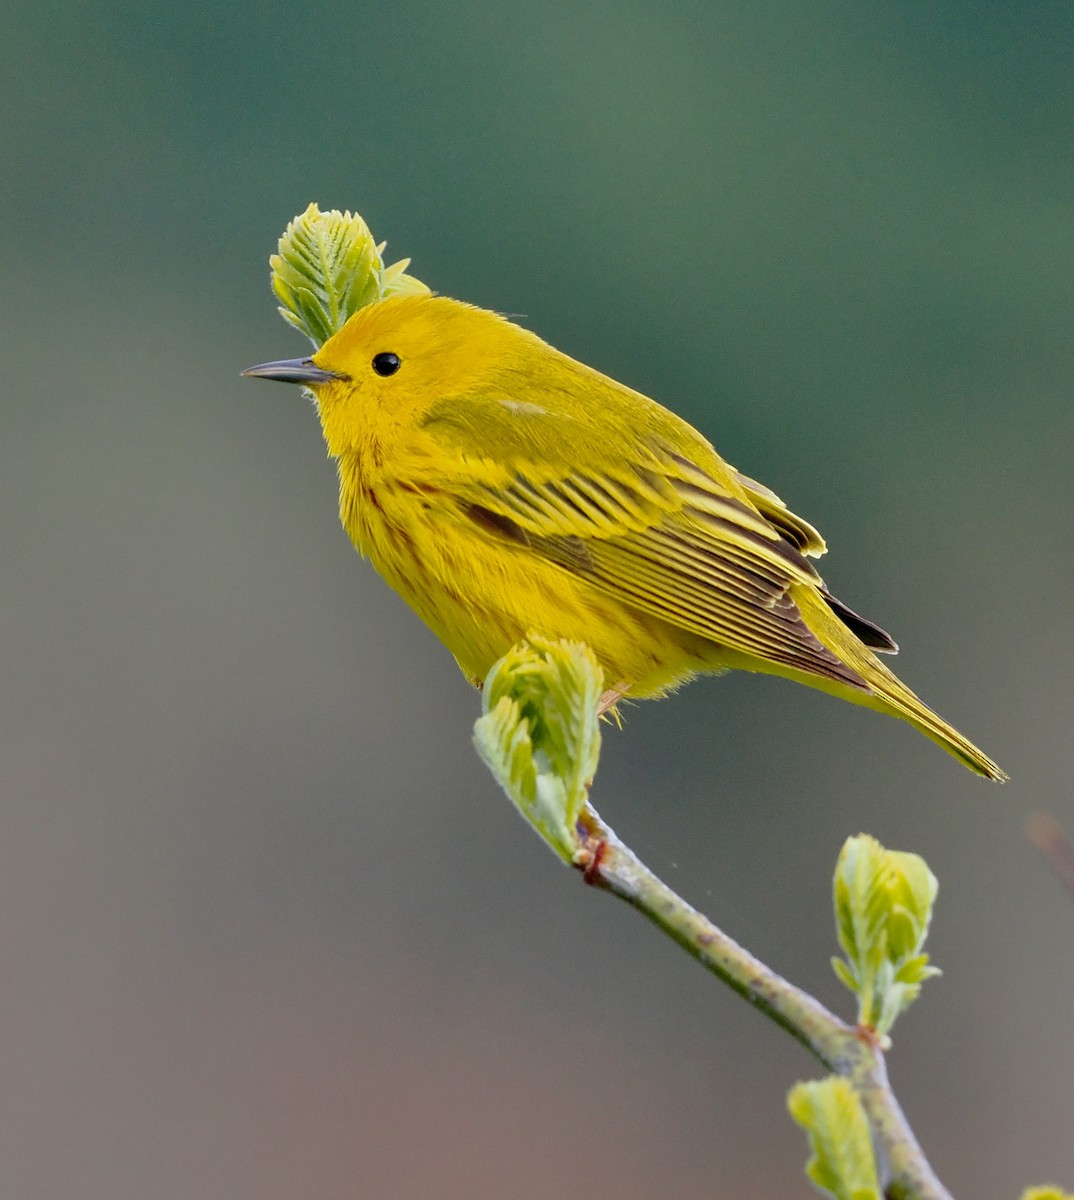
[
  {"xmin": 788, "ymin": 1076, "xmax": 881, "ymax": 1200},
  {"xmin": 832, "ymin": 834, "xmax": 940, "ymax": 1038},
  {"xmin": 473, "ymin": 637, "xmax": 603, "ymax": 862},
  {"xmin": 269, "ymin": 203, "xmax": 430, "ymax": 346}
]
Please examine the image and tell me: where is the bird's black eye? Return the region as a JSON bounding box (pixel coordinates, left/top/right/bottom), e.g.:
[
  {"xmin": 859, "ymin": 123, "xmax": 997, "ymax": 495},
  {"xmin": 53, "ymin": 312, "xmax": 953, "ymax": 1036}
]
[{"xmin": 372, "ymin": 352, "xmax": 401, "ymax": 377}]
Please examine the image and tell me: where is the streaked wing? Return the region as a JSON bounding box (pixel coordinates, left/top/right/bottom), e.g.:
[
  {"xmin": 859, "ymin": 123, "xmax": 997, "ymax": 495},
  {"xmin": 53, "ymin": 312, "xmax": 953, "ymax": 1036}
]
[
  {"xmin": 475, "ymin": 467, "xmax": 866, "ymax": 686},
  {"xmin": 732, "ymin": 469, "xmax": 827, "ymax": 557},
  {"xmin": 419, "ymin": 394, "xmax": 875, "ymax": 686}
]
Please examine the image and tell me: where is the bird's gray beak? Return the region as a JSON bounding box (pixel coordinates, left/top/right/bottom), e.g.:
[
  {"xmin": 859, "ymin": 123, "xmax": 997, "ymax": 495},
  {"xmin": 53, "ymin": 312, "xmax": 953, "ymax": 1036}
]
[{"xmin": 241, "ymin": 357, "xmax": 345, "ymax": 385}]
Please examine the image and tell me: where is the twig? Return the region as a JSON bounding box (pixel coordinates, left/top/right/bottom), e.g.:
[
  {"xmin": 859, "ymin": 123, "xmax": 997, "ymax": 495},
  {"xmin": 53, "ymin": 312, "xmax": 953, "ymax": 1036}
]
[
  {"xmin": 1028, "ymin": 812, "xmax": 1074, "ymax": 900},
  {"xmin": 575, "ymin": 805, "xmax": 953, "ymax": 1200}
]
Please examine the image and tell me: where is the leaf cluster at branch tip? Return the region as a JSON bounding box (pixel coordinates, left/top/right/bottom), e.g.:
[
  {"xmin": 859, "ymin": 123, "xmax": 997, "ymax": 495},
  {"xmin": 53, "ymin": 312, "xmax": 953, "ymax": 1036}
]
[
  {"xmin": 472, "ymin": 637, "xmax": 603, "ymax": 863},
  {"xmin": 831, "ymin": 834, "xmax": 941, "ymax": 1039},
  {"xmin": 788, "ymin": 1076, "xmax": 881, "ymax": 1200},
  {"xmin": 269, "ymin": 202, "xmax": 429, "ymax": 347}
]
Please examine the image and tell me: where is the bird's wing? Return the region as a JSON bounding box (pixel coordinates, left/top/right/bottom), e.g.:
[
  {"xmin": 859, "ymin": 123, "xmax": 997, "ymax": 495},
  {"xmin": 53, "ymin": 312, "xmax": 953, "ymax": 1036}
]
[
  {"xmin": 731, "ymin": 470, "xmax": 827, "ymax": 557},
  {"xmin": 416, "ymin": 393, "xmax": 892, "ymax": 685}
]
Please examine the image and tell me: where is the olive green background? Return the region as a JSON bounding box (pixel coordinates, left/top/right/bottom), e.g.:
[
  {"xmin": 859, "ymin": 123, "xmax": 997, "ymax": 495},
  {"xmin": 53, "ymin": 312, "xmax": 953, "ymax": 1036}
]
[{"xmin": 3, "ymin": 2, "xmax": 1073, "ymax": 1195}]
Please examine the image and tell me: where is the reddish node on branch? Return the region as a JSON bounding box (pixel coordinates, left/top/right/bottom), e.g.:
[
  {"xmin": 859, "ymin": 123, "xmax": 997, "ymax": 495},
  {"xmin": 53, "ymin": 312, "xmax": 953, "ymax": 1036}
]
[{"xmin": 580, "ymin": 838, "xmax": 609, "ymax": 885}]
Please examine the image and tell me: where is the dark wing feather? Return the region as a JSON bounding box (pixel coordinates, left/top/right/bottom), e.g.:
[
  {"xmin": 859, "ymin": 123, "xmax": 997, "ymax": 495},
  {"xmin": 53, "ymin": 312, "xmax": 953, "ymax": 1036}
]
[
  {"xmin": 460, "ymin": 452, "xmax": 871, "ymax": 689},
  {"xmin": 419, "ymin": 391, "xmax": 890, "ymax": 684}
]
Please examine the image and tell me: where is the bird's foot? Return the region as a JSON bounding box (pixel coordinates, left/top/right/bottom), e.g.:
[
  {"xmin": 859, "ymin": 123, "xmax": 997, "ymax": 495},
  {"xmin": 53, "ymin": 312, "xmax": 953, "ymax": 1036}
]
[{"xmin": 597, "ymin": 680, "xmax": 631, "ymax": 725}]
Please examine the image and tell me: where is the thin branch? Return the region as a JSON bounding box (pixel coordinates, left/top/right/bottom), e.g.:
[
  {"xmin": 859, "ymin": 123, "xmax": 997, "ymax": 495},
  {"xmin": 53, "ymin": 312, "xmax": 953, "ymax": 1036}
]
[
  {"xmin": 575, "ymin": 805, "xmax": 954, "ymax": 1200},
  {"xmin": 1028, "ymin": 812, "xmax": 1074, "ymax": 900}
]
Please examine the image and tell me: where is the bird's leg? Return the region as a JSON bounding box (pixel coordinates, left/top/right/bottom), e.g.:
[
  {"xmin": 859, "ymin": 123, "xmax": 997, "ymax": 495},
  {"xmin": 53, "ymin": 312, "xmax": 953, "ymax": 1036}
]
[{"xmin": 597, "ymin": 680, "xmax": 631, "ymax": 723}]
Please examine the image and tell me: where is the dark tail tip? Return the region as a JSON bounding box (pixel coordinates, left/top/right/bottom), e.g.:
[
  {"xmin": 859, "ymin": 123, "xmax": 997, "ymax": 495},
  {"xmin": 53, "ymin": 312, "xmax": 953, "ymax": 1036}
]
[{"xmin": 822, "ymin": 589, "xmax": 899, "ymax": 653}]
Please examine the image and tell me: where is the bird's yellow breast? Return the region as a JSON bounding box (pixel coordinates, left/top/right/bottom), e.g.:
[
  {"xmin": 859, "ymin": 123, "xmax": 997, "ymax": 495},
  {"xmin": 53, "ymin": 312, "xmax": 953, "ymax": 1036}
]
[{"xmin": 335, "ymin": 445, "xmax": 705, "ymax": 694}]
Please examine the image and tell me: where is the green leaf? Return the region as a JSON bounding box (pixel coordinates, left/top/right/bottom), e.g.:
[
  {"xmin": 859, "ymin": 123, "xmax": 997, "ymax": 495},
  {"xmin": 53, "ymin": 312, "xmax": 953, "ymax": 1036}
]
[
  {"xmin": 473, "ymin": 637, "xmax": 603, "ymax": 862},
  {"xmin": 831, "ymin": 834, "xmax": 940, "ymax": 1037},
  {"xmin": 381, "ymin": 253, "xmax": 430, "ymax": 299},
  {"xmin": 788, "ymin": 1077, "xmax": 881, "ymax": 1200},
  {"xmin": 268, "ymin": 203, "xmax": 430, "ymax": 347},
  {"xmin": 830, "ymin": 957, "xmax": 858, "ymax": 994}
]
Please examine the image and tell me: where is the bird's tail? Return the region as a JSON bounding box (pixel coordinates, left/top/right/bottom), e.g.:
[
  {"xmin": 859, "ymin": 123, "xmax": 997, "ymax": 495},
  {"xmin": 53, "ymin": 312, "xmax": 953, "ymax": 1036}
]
[
  {"xmin": 792, "ymin": 588, "xmax": 1008, "ymax": 782},
  {"xmin": 739, "ymin": 585, "xmax": 1008, "ymax": 782},
  {"xmin": 865, "ymin": 671, "xmax": 1007, "ymax": 781}
]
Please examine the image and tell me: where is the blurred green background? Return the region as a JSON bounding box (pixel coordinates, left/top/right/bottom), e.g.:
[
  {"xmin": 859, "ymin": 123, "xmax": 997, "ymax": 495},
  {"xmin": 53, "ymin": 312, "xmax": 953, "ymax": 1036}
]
[{"xmin": 3, "ymin": 1, "xmax": 1073, "ymax": 1195}]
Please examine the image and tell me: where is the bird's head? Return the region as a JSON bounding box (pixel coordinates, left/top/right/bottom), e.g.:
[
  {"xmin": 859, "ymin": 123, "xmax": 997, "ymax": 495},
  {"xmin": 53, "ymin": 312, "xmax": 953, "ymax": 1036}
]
[{"xmin": 243, "ymin": 294, "xmax": 526, "ymax": 457}]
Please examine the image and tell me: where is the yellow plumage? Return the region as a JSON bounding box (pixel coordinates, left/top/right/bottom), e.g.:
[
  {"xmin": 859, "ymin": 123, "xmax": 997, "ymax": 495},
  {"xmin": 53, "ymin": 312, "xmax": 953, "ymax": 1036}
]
[{"xmin": 245, "ymin": 293, "xmax": 1005, "ymax": 781}]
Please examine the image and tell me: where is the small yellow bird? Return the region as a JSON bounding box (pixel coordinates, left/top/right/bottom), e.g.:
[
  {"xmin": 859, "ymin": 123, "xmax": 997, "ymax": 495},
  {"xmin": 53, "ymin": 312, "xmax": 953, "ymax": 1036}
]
[{"xmin": 244, "ymin": 294, "xmax": 1005, "ymax": 781}]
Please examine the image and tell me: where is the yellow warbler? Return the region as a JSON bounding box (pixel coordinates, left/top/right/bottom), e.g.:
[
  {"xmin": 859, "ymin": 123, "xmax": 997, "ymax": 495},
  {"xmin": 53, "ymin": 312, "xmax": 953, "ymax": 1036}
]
[{"xmin": 244, "ymin": 294, "xmax": 1005, "ymax": 781}]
